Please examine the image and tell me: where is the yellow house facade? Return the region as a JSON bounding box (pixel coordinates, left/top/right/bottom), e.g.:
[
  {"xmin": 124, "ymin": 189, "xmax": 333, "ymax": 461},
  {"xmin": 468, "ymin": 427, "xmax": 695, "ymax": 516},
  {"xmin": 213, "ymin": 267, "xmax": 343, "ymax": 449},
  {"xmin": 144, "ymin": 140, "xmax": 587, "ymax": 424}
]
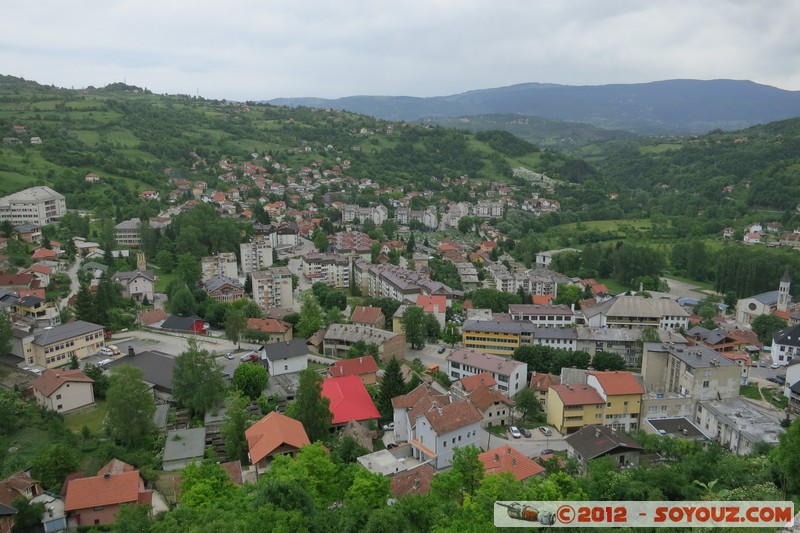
[
  {"xmin": 22, "ymin": 320, "xmax": 106, "ymax": 368},
  {"xmin": 461, "ymin": 321, "xmax": 521, "ymax": 355},
  {"xmin": 546, "ymin": 384, "xmax": 605, "ymax": 434}
]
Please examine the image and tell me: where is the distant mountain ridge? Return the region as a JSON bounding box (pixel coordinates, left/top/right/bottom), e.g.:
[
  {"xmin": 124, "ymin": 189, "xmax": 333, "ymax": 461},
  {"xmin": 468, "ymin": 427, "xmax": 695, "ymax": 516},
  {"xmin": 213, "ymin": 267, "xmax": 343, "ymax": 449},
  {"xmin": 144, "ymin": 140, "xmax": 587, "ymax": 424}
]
[{"xmin": 267, "ymin": 79, "xmax": 800, "ymax": 135}]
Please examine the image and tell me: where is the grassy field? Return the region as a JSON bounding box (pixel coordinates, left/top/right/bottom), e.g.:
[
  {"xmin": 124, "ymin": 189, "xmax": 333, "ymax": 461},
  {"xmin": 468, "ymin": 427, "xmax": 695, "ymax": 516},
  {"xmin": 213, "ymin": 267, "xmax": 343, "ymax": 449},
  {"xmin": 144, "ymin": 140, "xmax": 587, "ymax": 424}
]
[
  {"xmin": 760, "ymin": 386, "xmax": 788, "ymax": 410},
  {"xmin": 0, "ymin": 426, "xmax": 51, "ymax": 475},
  {"xmin": 739, "ymin": 383, "xmax": 761, "ymax": 401},
  {"xmin": 64, "ymin": 401, "xmax": 109, "ymax": 434},
  {"xmin": 639, "ymin": 143, "xmax": 683, "ymax": 154}
]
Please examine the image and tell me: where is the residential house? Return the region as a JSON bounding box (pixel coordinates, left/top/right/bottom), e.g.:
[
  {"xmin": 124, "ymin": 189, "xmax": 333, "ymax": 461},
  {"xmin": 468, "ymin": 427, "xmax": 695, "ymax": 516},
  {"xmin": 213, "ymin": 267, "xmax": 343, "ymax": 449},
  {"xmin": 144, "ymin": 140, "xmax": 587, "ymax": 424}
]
[
  {"xmin": 479, "ymin": 446, "xmax": 545, "ymax": 481},
  {"xmin": 258, "ymin": 338, "xmax": 309, "ymax": 376},
  {"xmin": 535, "ymin": 248, "xmax": 580, "ymax": 269},
  {"xmin": 529, "ymin": 372, "xmax": 560, "ymax": 410},
  {"xmin": 411, "ymin": 399, "xmax": 483, "ymax": 469},
  {"xmin": 771, "ymin": 323, "xmax": 800, "ymax": 366},
  {"xmin": 247, "ymin": 318, "xmax": 293, "ymax": 344},
  {"xmin": 246, "ymin": 412, "xmax": 310, "ymax": 476},
  {"xmin": 137, "ymin": 308, "xmax": 168, "ymax": 327},
  {"xmin": 465, "ymin": 382, "xmax": 513, "ymax": 428},
  {"xmin": 0, "ymin": 503, "xmax": 14, "ymax": 533},
  {"xmin": 15, "ymin": 295, "xmax": 60, "ymax": 327},
  {"xmin": 329, "ymin": 356, "xmax": 379, "ymax": 385},
  {"xmin": 565, "ymin": 425, "xmax": 644, "ymax": 472},
  {"xmin": 323, "ymin": 324, "xmax": 405, "ymax": 363},
  {"xmin": 64, "ymin": 460, "xmax": 152, "ymax": 527},
  {"xmin": 250, "ymin": 267, "xmax": 293, "ymax": 310},
  {"xmin": 17, "ymin": 320, "xmax": 105, "ymax": 368},
  {"xmin": 322, "ymin": 376, "xmax": 380, "ymax": 427},
  {"xmin": 643, "ymin": 417, "xmax": 710, "ymax": 444},
  {"xmin": 14, "ymin": 224, "xmax": 42, "ymax": 244},
  {"xmin": 695, "ymin": 398, "xmax": 784, "ymax": 455},
  {"xmin": 389, "ymin": 465, "xmax": 436, "ymax": 499},
  {"xmin": 0, "ymin": 471, "xmax": 41, "ymax": 507},
  {"xmin": 112, "ymin": 269, "xmax": 155, "ymax": 302},
  {"xmin": 350, "ymin": 306, "xmax": 385, "ymax": 329},
  {"xmin": 415, "ymin": 294, "xmax": 447, "ymax": 329},
  {"xmin": 162, "ymin": 428, "xmax": 207, "ymax": 471},
  {"xmin": 446, "ymin": 349, "xmax": 527, "ymax": 397},
  {"xmin": 106, "ymin": 350, "xmax": 177, "ymax": 394},
  {"xmin": 31, "ymin": 369, "xmax": 94, "ymax": 413},
  {"xmin": 203, "ymin": 276, "xmax": 245, "ymax": 303}
]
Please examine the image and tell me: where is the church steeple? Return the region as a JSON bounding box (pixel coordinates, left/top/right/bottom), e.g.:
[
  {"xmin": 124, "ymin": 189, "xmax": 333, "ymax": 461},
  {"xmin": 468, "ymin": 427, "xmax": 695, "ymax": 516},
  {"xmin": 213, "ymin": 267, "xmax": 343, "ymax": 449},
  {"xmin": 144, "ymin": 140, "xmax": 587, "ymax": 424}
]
[{"xmin": 778, "ymin": 269, "xmax": 791, "ymax": 312}]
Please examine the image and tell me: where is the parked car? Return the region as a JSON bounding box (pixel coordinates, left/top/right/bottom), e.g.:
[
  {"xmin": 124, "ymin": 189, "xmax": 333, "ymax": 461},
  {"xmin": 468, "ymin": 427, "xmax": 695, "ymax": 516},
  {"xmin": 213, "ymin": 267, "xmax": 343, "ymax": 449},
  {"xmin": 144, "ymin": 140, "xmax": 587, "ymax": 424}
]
[
  {"xmin": 540, "ymin": 449, "xmax": 555, "ymax": 456},
  {"xmin": 382, "ymin": 422, "xmax": 395, "ymax": 431},
  {"xmin": 437, "ymin": 346, "xmax": 446, "ymax": 354},
  {"xmin": 107, "ymin": 344, "xmax": 120, "ymax": 355},
  {"xmin": 775, "ymin": 375, "xmax": 786, "ymax": 384},
  {"xmin": 509, "ymin": 426, "xmax": 522, "ymax": 439},
  {"xmin": 386, "ymin": 443, "xmax": 398, "ymax": 450},
  {"xmin": 98, "ymin": 358, "xmax": 113, "ymax": 366},
  {"xmin": 520, "ymin": 428, "xmax": 532, "ymax": 438},
  {"xmin": 99, "ymin": 347, "xmax": 114, "ymax": 357},
  {"xmin": 240, "ymin": 352, "xmax": 259, "ymax": 362},
  {"xmin": 224, "ymin": 352, "xmax": 234, "ymax": 360},
  {"xmin": 771, "ymin": 362, "xmax": 781, "ymax": 369},
  {"xmin": 759, "ymin": 360, "xmax": 767, "ymax": 367},
  {"xmin": 539, "ymin": 426, "xmax": 552, "ymax": 437}
]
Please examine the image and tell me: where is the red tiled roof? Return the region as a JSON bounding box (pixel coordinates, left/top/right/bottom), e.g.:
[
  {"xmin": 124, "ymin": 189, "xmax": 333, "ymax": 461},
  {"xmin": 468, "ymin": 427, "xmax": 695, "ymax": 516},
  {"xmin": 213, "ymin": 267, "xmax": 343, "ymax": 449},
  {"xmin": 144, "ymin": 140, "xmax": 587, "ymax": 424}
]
[
  {"xmin": 246, "ymin": 317, "xmax": 290, "ymax": 334},
  {"xmin": 0, "ymin": 471, "xmax": 38, "ymax": 506},
  {"xmin": 64, "ymin": 470, "xmax": 142, "ymax": 511},
  {"xmin": 220, "ymin": 461, "xmax": 243, "ymax": 485},
  {"xmin": 31, "ymin": 369, "xmax": 93, "ymax": 397},
  {"xmin": 529, "ymin": 372, "xmax": 560, "ymax": 393},
  {"xmin": 588, "ymin": 371, "xmax": 644, "ymax": 396},
  {"xmin": 390, "ymin": 464, "xmax": 435, "ymax": 498},
  {"xmin": 97, "ymin": 459, "xmax": 135, "ymax": 476},
  {"xmin": 31, "ymin": 248, "xmax": 57, "ymax": 259},
  {"xmin": 532, "ymin": 294, "xmax": 554, "ymax": 305},
  {"xmin": 137, "ymin": 309, "xmax": 168, "ymax": 325},
  {"xmin": 330, "ymin": 356, "xmax": 378, "ymax": 378},
  {"xmin": 350, "ymin": 306, "xmax": 383, "ymax": 325},
  {"xmin": 420, "ymin": 400, "xmax": 483, "ymax": 435},
  {"xmin": 415, "ymin": 294, "xmax": 446, "ymax": 313},
  {"xmin": 459, "ymin": 372, "xmax": 496, "ymax": 392},
  {"xmin": 468, "ymin": 385, "xmax": 512, "ymax": 412},
  {"xmin": 479, "ymin": 445, "xmax": 545, "ymax": 480},
  {"xmin": 550, "ymin": 384, "xmax": 604, "ymax": 406},
  {"xmin": 246, "ymin": 412, "xmax": 310, "ymax": 464},
  {"xmin": 322, "ymin": 376, "xmax": 380, "ymax": 425}
]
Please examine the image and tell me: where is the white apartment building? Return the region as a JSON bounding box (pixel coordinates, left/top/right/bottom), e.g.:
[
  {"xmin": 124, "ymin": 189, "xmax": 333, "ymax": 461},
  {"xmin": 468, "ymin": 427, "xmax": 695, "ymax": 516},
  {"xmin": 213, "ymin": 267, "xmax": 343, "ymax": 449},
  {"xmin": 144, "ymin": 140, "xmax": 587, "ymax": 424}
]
[
  {"xmin": 201, "ymin": 252, "xmax": 239, "ymax": 281},
  {"xmin": 240, "ymin": 240, "xmax": 274, "ymax": 274},
  {"xmin": 446, "ymin": 349, "xmax": 528, "ymax": 397},
  {"xmin": 301, "ymin": 252, "xmax": 351, "ymax": 288},
  {"xmin": 0, "ymin": 186, "xmax": 66, "ymax": 226},
  {"xmin": 251, "ymin": 267, "xmax": 294, "ymax": 309}
]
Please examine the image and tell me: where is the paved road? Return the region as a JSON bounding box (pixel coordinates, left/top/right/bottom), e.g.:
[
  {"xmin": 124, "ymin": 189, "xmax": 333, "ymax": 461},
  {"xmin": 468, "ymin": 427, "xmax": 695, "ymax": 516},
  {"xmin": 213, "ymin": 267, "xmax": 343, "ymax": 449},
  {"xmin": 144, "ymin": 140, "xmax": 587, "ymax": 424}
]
[
  {"xmin": 663, "ymin": 277, "xmax": 704, "ymax": 300},
  {"xmin": 479, "ymin": 427, "xmax": 568, "ymax": 458}
]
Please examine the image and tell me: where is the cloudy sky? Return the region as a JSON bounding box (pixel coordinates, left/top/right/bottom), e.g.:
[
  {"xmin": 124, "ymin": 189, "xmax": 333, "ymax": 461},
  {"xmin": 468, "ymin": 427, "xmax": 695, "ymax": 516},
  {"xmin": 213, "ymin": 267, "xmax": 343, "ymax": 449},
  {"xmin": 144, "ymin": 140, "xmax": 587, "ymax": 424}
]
[{"xmin": 3, "ymin": 1, "xmax": 798, "ymax": 101}]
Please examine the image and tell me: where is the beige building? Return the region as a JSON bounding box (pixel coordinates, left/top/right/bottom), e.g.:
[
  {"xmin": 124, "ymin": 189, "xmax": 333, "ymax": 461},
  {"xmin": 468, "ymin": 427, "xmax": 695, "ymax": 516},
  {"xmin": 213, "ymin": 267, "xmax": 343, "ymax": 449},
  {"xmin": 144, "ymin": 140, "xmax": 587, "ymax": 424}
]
[
  {"xmin": 301, "ymin": 252, "xmax": 351, "ymax": 288},
  {"xmin": 31, "ymin": 369, "xmax": 95, "ymax": 413},
  {"xmin": 240, "ymin": 240, "xmax": 274, "ymax": 274},
  {"xmin": 20, "ymin": 320, "xmax": 106, "ymax": 368},
  {"xmin": 581, "ymin": 295, "xmax": 689, "ymax": 331},
  {"xmin": 0, "ymin": 186, "xmax": 66, "ymax": 226},
  {"xmin": 251, "ymin": 267, "xmax": 294, "ymax": 309},
  {"xmin": 323, "ymin": 323, "xmax": 405, "ymax": 363},
  {"xmin": 111, "ymin": 269, "xmax": 155, "ymax": 302},
  {"xmin": 201, "ymin": 252, "xmax": 238, "ymax": 281}
]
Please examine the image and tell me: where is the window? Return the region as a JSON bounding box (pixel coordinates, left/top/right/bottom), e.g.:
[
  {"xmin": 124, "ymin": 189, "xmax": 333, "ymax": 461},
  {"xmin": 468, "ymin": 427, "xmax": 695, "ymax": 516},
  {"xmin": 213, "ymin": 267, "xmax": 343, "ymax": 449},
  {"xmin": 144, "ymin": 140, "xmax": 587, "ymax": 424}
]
[
  {"xmin": 607, "ymin": 403, "xmax": 611, "ymax": 407},
  {"xmin": 661, "ymin": 406, "xmax": 668, "ymax": 411},
  {"xmin": 452, "ymin": 438, "xmax": 456, "ymax": 444},
  {"xmin": 443, "ymin": 440, "xmax": 447, "ymax": 447},
  {"xmin": 623, "ymin": 401, "xmax": 628, "ymax": 406},
  {"xmin": 702, "ymin": 381, "xmax": 709, "ymax": 388},
  {"xmin": 284, "ymin": 365, "xmax": 288, "ymax": 371},
  {"xmin": 57, "ymin": 405, "xmax": 62, "ymax": 410}
]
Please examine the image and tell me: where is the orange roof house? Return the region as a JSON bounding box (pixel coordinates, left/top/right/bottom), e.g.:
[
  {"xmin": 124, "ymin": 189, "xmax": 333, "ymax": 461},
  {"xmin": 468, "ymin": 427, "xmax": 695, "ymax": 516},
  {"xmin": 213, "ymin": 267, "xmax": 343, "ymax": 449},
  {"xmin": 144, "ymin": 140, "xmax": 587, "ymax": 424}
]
[
  {"xmin": 64, "ymin": 460, "xmax": 152, "ymax": 527},
  {"xmin": 246, "ymin": 317, "xmax": 293, "ymax": 343},
  {"xmin": 0, "ymin": 471, "xmax": 41, "ymax": 507},
  {"xmin": 329, "ymin": 355, "xmax": 379, "ymax": 385},
  {"xmin": 587, "ymin": 371, "xmax": 645, "ymax": 396},
  {"xmin": 479, "ymin": 446, "xmax": 545, "ymax": 480},
  {"xmin": 389, "ymin": 464, "xmax": 436, "ymax": 499},
  {"xmin": 350, "ymin": 306, "xmax": 385, "ymax": 329},
  {"xmin": 245, "ymin": 412, "xmax": 310, "ymax": 474},
  {"xmin": 31, "ymin": 369, "xmax": 95, "ymax": 413}
]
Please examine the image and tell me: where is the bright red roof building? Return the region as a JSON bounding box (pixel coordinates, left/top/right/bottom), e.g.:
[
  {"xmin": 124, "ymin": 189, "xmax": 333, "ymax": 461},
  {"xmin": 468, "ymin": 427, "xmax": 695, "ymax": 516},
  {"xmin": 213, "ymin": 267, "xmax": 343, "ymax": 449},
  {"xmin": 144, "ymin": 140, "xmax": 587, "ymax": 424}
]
[
  {"xmin": 416, "ymin": 294, "xmax": 446, "ymax": 313},
  {"xmin": 321, "ymin": 376, "xmax": 380, "ymax": 425},
  {"xmin": 329, "ymin": 356, "xmax": 379, "ymax": 378},
  {"xmin": 588, "ymin": 371, "xmax": 645, "ymax": 396},
  {"xmin": 479, "ymin": 445, "xmax": 545, "ymax": 480}
]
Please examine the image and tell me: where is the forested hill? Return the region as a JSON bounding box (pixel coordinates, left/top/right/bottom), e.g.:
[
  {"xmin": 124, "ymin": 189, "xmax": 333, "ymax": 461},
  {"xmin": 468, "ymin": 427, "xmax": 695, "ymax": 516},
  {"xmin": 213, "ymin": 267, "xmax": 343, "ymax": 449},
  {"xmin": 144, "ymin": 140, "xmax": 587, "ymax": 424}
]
[
  {"xmin": 267, "ymin": 79, "xmax": 800, "ymax": 135},
  {"xmin": 599, "ymin": 118, "xmax": 800, "ymax": 212}
]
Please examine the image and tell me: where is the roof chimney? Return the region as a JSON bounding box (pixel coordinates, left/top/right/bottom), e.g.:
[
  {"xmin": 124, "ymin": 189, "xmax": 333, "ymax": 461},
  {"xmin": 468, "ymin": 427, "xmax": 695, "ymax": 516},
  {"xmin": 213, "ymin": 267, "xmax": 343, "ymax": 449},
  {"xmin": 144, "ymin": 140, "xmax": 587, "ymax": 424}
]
[
  {"xmin": 103, "ymin": 472, "xmax": 110, "ymax": 480},
  {"xmin": 413, "ymin": 478, "xmax": 420, "ymax": 489},
  {"xmin": 359, "ymin": 357, "xmax": 363, "ymax": 364},
  {"xmin": 595, "ymin": 428, "xmax": 601, "ymax": 438},
  {"xmin": 512, "ymin": 456, "xmax": 516, "ymax": 467},
  {"xmin": 494, "ymin": 453, "xmax": 499, "ymax": 462}
]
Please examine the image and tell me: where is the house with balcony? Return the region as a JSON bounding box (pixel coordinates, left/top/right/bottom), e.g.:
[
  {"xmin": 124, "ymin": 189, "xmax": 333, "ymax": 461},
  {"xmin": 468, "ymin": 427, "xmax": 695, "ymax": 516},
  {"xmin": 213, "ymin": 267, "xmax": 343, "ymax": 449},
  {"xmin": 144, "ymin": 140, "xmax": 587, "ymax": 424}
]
[
  {"xmin": 446, "ymin": 349, "xmax": 527, "ymax": 397},
  {"xmin": 203, "ymin": 276, "xmax": 245, "ymax": 303},
  {"xmin": 111, "ymin": 269, "xmax": 155, "ymax": 303}
]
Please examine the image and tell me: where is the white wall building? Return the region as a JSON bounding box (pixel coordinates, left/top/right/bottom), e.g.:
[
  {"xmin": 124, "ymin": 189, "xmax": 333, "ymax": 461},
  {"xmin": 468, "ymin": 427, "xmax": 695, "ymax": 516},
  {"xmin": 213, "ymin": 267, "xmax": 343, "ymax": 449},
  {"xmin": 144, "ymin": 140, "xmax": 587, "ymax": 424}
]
[
  {"xmin": 446, "ymin": 349, "xmax": 527, "ymax": 397},
  {"xmin": 240, "ymin": 240, "xmax": 274, "ymax": 274},
  {"xmin": 251, "ymin": 267, "xmax": 294, "ymax": 309},
  {"xmin": 0, "ymin": 186, "xmax": 66, "ymax": 226}
]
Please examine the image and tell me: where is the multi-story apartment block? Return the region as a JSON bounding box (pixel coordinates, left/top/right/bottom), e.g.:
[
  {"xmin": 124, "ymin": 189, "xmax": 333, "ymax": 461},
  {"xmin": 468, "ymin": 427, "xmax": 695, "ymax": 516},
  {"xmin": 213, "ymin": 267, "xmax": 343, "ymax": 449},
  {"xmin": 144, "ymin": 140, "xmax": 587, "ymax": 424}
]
[
  {"xmin": 342, "ymin": 204, "xmax": 388, "ymax": 225},
  {"xmin": 0, "ymin": 186, "xmax": 66, "ymax": 226},
  {"xmin": 487, "ymin": 264, "xmax": 569, "ymax": 296},
  {"xmin": 322, "ymin": 324, "xmax": 405, "ymax": 362},
  {"xmin": 201, "ymin": 252, "xmax": 239, "ymax": 281},
  {"xmin": 546, "ymin": 371, "xmax": 644, "ymax": 434},
  {"xmin": 473, "ymin": 200, "xmax": 504, "ymax": 218},
  {"xmin": 113, "ymin": 217, "xmax": 172, "ymax": 247},
  {"xmin": 581, "ymin": 295, "xmax": 689, "ymax": 331},
  {"xmin": 301, "ymin": 252, "xmax": 351, "ymax": 288},
  {"xmin": 251, "ymin": 267, "xmax": 294, "ymax": 309},
  {"xmin": 331, "ymin": 231, "xmax": 373, "ymax": 258},
  {"xmin": 446, "ymin": 349, "xmax": 527, "ymax": 397},
  {"xmin": 462, "ymin": 320, "xmax": 579, "ymax": 355},
  {"xmin": 240, "ymin": 240, "xmax": 274, "ymax": 274},
  {"xmin": 394, "ymin": 206, "xmax": 438, "ymax": 229},
  {"xmin": 508, "ymin": 304, "xmax": 576, "ymax": 328},
  {"xmin": 352, "ymin": 258, "xmax": 456, "ymax": 303}
]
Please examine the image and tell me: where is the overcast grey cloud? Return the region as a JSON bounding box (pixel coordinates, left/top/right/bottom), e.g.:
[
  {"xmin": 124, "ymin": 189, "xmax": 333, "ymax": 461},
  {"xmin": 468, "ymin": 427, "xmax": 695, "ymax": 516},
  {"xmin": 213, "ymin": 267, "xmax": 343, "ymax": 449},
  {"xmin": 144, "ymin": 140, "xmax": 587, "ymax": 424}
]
[{"xmin": 2, "ymin": 1, "xmax": 798, "ymax": 100}]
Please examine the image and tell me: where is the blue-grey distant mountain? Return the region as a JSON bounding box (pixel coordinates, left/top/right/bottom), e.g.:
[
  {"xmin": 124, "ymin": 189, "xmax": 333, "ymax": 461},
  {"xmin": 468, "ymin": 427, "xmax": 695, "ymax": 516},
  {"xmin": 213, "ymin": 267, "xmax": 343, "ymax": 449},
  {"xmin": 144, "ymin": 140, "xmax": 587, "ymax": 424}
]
[{"xmin": 267, "ymin": 79, "xmax": 800, "ymax": 135}]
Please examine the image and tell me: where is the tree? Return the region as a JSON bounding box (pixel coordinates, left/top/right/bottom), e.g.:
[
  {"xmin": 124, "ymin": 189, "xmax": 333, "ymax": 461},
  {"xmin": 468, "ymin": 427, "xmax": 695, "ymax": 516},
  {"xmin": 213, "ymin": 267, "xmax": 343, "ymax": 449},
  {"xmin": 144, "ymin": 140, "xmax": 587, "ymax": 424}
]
[
  {"xmin": 170, "ymin": 285, "xmax": 197, "ymax": 317},
  {"xmin": 334, "ymin": 435, "xmax": 370, "ymax": 463},
  {"xmin": 83, "ymin": 363, "xmax": 110, "ymax": 399},
  {"xmin": 378, "ymin": 357, "xmax": 405, "ymax": 420},
  {"xmin": 591, "ymin": 351, "xmax": 627, "ymax": 371},
  {"xmin": 10, "ymin": 497, "xmax": 45, "ymax": 533},
  {"xmin": 232, "ymin": 363, "xmax": 269, "ymax": 400},
  {"xmin": 406, "ymin": 232, "xmax": 416, "ymax": 255},
  {"xmin": 106, "ymin": 365, "xmax": 156, "ymax": 447},
  {"xmin": 469, "ymin": 288, "xmax": 522, "ymax": 313},
  {"xmin": 244, "ymin": 273, "xmax": 253, "ymax": 295},
  {"xmin": 225, "ymin": 308, "xmax": 247, "ymax": 348},
  {"xmin": 221, "ymin": 390, "xmax": 251, "ymax": 464},
  {"xmin": 172, "ymin": 339, "xmax": 226, "ymax": 417},
  {"xmin": 381, "ymin": 219, "xmax": 397, "ymax": 240},
  {"xmin": 0, "ymin": 311, "xmax": 12, "ymax": 356},
  {"xmin": 752, "ymin": 314, "xmax": 787, "ymax": 344},
  {"xmin": 450, "ymin": 444, "xmax": 484, "ymax": 496},
  {"xmin": 0, "ymin": 388, "xmax": 36, "ymax": 434},
  {"xmin": 32, "ymin": 442, "xmax": 80, "ymax": 492},
  {"xmin": 441, "ymin": 322, "xmax": 461, "ymax": 346},
  {"xmin": 773, "ymin": 417, "xmax": 800, "ymax": 495},
  {"xmin": 313, "ymin": 231, "xmax": 329, "ymax": 252},
  {"xmin": 73, "ymin": 284, "xmax": 96, "ymax": 323},
  {"xmin": 286, "ymin": 368, "xmax": 332, "ymax": 443},
  {"xmin": 176, "ymin": 252, "xmax": 202, "ymax": 287},
  {"xmin": 297, "ymin": 290, "xmax": 323, "ymax": 339},
  {"xmin": 423, "ymin": 313, "xmax": 440, "ymax": 341},
  {"xmin": 554, "ymin": 283, "xmax": 581, "ymax": 307},
  {"xmin": 401, "ymin": 306, "xmax": 426, "ymax": 349},
  {"xmin": 513, "ymin": 387, "xmax": 540, "ymax": 422}
]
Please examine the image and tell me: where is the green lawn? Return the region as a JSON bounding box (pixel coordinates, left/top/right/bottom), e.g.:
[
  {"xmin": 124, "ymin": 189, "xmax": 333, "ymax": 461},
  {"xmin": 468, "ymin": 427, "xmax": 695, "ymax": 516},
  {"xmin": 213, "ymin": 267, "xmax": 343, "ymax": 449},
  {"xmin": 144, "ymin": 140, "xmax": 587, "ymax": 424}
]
[
  {"xmin": 739, "ymin": 383, "xmax": 761, "ymax": 401},
  {"xmin": 760, "ymin": 387, "xmax": 788, "ymax": 410},
  {"xmin": 0, "ymin": 426, "xmax": 51, "ymax": 475},
  {"xmin": 64, "ymin": 401, "xmax": 109, "ymax": 434}
]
